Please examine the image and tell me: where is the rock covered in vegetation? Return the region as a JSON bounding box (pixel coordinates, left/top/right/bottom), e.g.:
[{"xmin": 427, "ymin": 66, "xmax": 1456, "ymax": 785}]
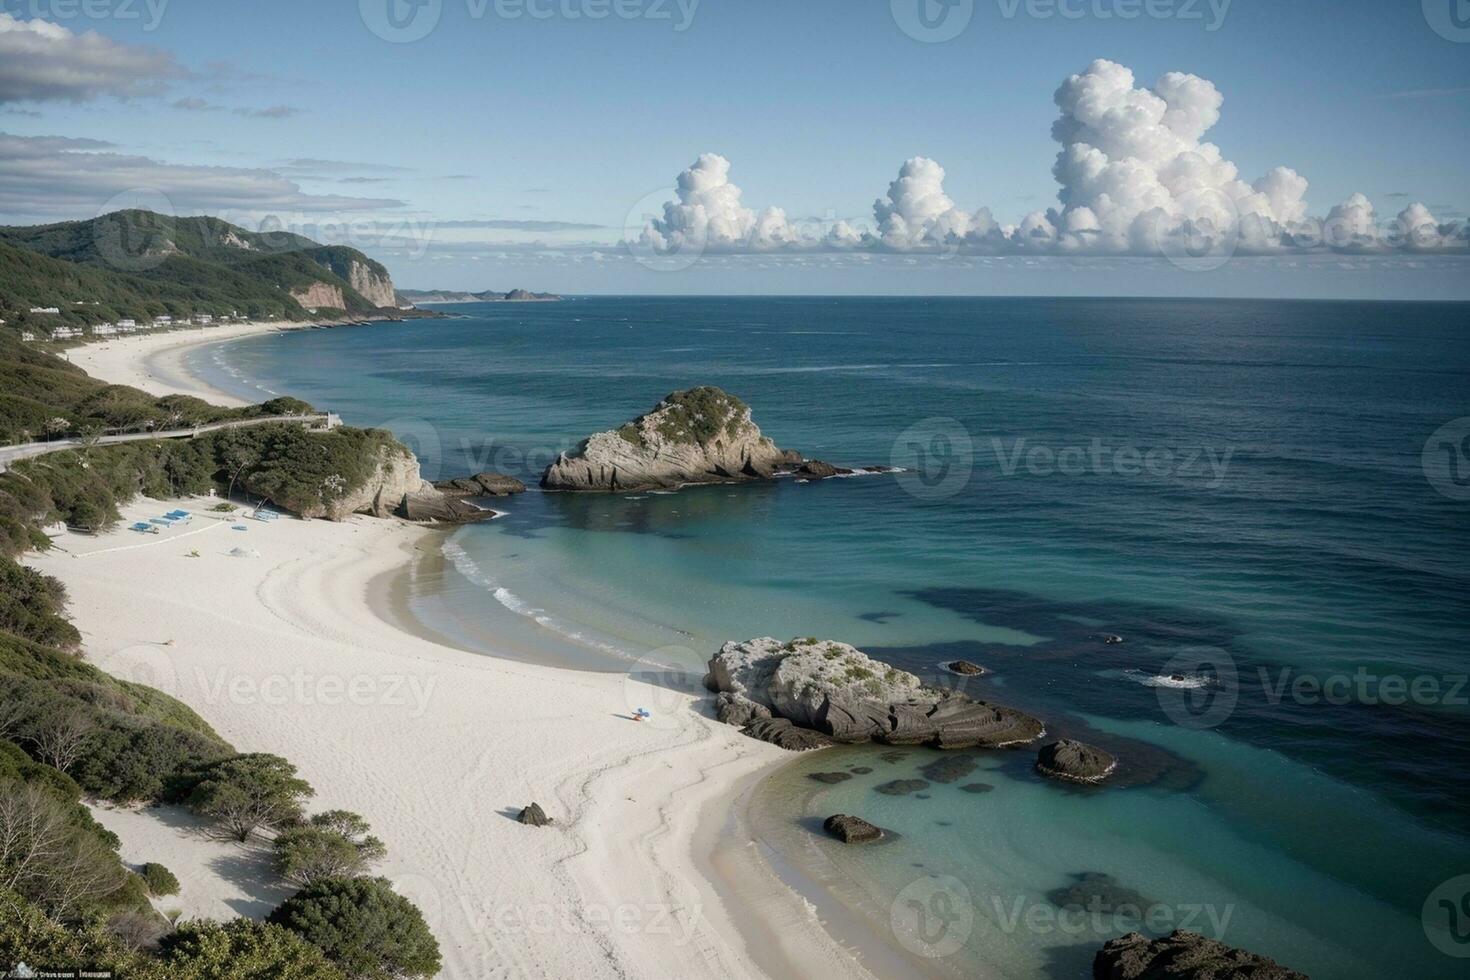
[
  {"xmin": 705, "ymin": 637, "xmax": 1044, "ymax": 750},
  {"xmin": 434, "ymin": 472, "xmax": 527, "ymax": 497},
  {"xmin": 1093, "ymin": 930, "xmax": 1307, "ymax": 980},
  {"xmin": 540, "ymin": 387, "xmax": 790, "ymax": 492},
  {"xmin": 823, "ymin": 814, "xmax": 884, "ymax": 843},
  {"xmin": 1036, "ymin": 739, "xmax": 1117, "ymax": 783}
]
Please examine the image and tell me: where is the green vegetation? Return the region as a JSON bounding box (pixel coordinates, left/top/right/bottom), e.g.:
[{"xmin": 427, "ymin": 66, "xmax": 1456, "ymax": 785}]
[
  {"xmin": 268, "ymin": 877, "xmax": 442, "ymax": 980},
  {"xmin": 140, "ymin": 862, "xmax": 179, "ymax": 897},
  {"xmin": 650, "ymin": 387, "xmax": 748, "ymax": 445},
  {"xmin": 157, "ymin": 920, "xmax": 349, "ymax": 979},
  {"xmin": 0, "ymin": 322, "xmax": 440, "ymax": 974},
  {"xmin": 0, "ymin": 210, "xmax": 396, "ymax": 337},
  {"xmin": 184, "ymin": 753, "xmax": 314, "ymax": 842},
  {"xmin": 273, "ymin": 811, "xmax": 387, "ymax": 886}
]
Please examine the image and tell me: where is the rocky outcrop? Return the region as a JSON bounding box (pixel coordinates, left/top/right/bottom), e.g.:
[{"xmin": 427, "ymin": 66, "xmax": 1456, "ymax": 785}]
[
  {"xmin": 1037, "ymin": 739, "xmax": 1117, "ymax": 783},
  {"xmin": 346, "ymin": 260, "xmax": 397, "ymax": 308},
  {"xmin": 824, "ymin": 814, "xmax": 884, "ymax": 843},
  {"xmin": 793, "ymin": 460, "xmax": 851, "ymax": 479},
  {"xmin": 946, "ymin": 660, "xmax": 986, "ymax": 676},
  {"xmin": 290, "ymin": 282, "xmax": 346, "ymax": 311},
  {"xmin": 263, "ymin": 444, "xmax": 492, "ymax": 524},
  {"xmin": 1093, "ymin": 930, "xmax": 1307, "ymax": 980},
  {"xmin": 541, "ymin": 387, "xmax": 790, "ymax": 492},
  {"xmin": 434, "ymin": 472, "xmax": 528, "ymax": 497},
  {"xmin": 714, "ymin": 691, "xmax": 770, "ymax": 727},
  {"xmin": 705, "ymin": 637, "xmax": 1044, "ymax": 750},
  {"xmin": 517, "ymin": 803, "xmax": 552, "ymax": 827},
  {"xmin": 740, "ymin": 717, "xmax": 832, "ymax": 751}
]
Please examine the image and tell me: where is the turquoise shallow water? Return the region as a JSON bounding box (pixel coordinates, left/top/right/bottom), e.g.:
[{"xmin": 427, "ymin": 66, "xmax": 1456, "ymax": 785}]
[{"xmin": 191, "ymin": 297, "xmax": 1470, "ymax": 978}]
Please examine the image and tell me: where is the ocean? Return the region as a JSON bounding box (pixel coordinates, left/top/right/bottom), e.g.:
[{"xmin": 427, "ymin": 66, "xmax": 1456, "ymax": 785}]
[{"xmin": 190, "ymin": 296, "xmax": 1470, "ymax": 978}]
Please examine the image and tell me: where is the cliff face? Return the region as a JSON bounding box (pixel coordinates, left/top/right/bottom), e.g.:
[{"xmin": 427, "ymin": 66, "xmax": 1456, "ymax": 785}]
[
  {"xmin": 541, "ymin": 386, "xmax": 789, "ymax": 492},
  {"xmin": 346, "ymin": 259, "xmax": 397, "ymax": 308},
  {"xmin": 290, "ymin": 282, "xmax": 346, "ymax": 310}
]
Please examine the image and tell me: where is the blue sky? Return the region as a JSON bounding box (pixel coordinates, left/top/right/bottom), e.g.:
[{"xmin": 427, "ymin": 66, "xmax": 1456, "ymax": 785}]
[{"xmin": 2, "ymin": 0, "xmax": 1468, "ymax": 296}]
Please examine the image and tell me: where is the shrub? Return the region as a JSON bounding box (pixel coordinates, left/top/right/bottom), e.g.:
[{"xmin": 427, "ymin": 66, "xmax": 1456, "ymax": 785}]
[
  {"xmin": 185, "ymin": 753, "xmax": 313, "ymax": 842},
  {"xmin": 268, "ymin": 877, "xmax": 440, "ymax": 980},
  {"xmin": 157, "ymin": 919, "xmax": 346, "ymax": 979},
  {"xmin": 140, "ymin": 862, "xmax": 179, "ymax": 896},
  {"xmin": 273, "ymin": 811, "xmax": 386, "ymax": 886}
]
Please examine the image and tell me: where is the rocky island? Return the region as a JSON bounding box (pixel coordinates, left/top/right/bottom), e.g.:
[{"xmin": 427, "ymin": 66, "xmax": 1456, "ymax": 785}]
[
  {"xmin": 704, "ymin": 637, "xmax": 1045, "ymax": 750},
  {"xmin": 542, "ymin": 386, "xmax": 793, "ymax": 492}
]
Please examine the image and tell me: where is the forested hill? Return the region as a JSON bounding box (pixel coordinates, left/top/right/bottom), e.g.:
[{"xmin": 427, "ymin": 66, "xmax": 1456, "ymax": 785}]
[{"xmin": 0, "ymin": 210, "xmax": 405, "ymax": 335}]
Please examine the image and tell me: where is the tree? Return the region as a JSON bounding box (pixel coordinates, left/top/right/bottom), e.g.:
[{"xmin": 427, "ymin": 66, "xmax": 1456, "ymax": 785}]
[
  {"xmin": 157, "ymin": 919, "xmax": 346, "ymax": 979},
  {"xmin": 272, "ymin": 811, "xmax": 386, "ymax": 886},
  {"xmin": 185, "ymin": 754, "xmax": 313, "ymax": 842},
  {"xmin": 139, "ymin": 861, "xmax": 179, "ymax": 896},
  {"xmin": 268, "ymin": 877, "xmax": 441, "ymax": 980},
  {"xmin": 219, "ymin": 434, "xmax": 261, "ymax": 503},
  {"xmin": 27, "ymin": 710, "xmax": 93, "ymax": 773},
  {"xmin": 0, "ymin": 782, "xmax": 127, "ymax": 921}
]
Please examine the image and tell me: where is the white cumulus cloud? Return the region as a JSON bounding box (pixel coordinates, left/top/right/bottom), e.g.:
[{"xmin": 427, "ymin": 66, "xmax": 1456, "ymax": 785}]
[
  {"xmin": 631, "ymin": 59, "xmax": 1465, "ymax": 261},
  {"xmin": 0, "ymin": 14, "xmax": 183, "ymax": 104}
]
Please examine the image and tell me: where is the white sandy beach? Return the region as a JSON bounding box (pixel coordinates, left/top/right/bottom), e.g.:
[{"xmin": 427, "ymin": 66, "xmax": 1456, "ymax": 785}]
[
  {"xmin": 61, "ymin": 321, "xmax": 307, "ymax": 408},
  {"xmin": 31, "ymin": 330, "xmax": 875, "ymax": 979}
]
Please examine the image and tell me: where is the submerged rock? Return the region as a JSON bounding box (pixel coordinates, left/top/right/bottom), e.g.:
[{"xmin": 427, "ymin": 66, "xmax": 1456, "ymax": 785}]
[
  {"xmin": 873, "ymin": 779, "xmax": 929, "ymax": 796},
  {"xmin": 1049, "ymin": 872, "xmax": 1156, "ymax": 915},
  {"xmin": 541, "ymin": 387, "xmax": 791, "ymax": 492},
  {"xmin": 958, "ymin": 782, "xmax": 994, "ymax": 793},
  {"xmin": 823, "ymin": 814, "xmax": 884, "ymax": 843},
  {"xmin": 1093, "ymin": 929, "xmax": 1307, "ymax": 979},
  {"xmin": 741, "ymin": 717, "xmax": 833, "ymax": 751},
  {"xmin": 918, "ymin": 755, "xmax": 978, "ymax": 784},
  {"xmin": 517, "ymin": 803, "xmax": 551, "ymax": 827},
  {"xmin": 1037, "ymin": 740, "xmax": 1117, "ymax": 784},
  {"xmin": 808, "ymin": 771, "xmax": 853, "ymax": 784},
  {"xmin": 706, "ymin": 637, "xmax": 1044, "ymax": 751}
]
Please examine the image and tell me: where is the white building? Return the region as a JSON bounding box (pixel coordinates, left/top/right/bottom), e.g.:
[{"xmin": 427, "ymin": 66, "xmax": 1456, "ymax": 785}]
[
  {"xmin": 117, "ymin": 318, "xmax": 136, "ymax": 329},
  {"xmin": 196, "ymin": 314, "xmax": 213, "ymax": 324},
  {"xmin": 154, "ymin": 315, "xmax": 173, "ymax": 326},
  {"xmin": 29, "ymin": 306, "xmax": 60, "ymax": 314},
  {"xmin": 92, "ymin": 324, "xmax": 117, "ymax": 337},
  {"xmin": 53, "ymin": 326, "xmax": 80, "ymax": 340},
  {"xmin": 20, "ymin": 331, "xmax": 36, "ymax": 342}
]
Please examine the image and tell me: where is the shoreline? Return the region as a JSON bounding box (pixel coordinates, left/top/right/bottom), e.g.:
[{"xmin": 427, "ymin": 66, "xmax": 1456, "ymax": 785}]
[{"xmin": 41, "ymin": 328, "xmax": 881, "ymax": 979}]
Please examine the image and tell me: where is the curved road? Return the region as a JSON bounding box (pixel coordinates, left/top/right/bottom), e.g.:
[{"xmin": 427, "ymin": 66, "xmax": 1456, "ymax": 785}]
[{"xmin": 0, "ymin": 413, "xmax": 340, "ymax": 474}]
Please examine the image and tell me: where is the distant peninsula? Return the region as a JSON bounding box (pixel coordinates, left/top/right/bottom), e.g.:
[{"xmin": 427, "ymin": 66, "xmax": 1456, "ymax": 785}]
[{"xmin": 396, "ymin": 288, "xmax": 562, "ymax": 304}]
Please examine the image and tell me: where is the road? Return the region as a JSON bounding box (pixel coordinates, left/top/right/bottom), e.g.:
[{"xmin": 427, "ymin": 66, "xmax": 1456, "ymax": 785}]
[{"xmin": 0, "ymin": 413, "xmax": 340, "ymax": 474}]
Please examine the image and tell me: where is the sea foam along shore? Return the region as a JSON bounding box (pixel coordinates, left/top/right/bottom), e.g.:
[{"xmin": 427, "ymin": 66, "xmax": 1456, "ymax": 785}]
[{"xmin": 28, "ymin": 330, "xmax": 878, "ymax": 979}]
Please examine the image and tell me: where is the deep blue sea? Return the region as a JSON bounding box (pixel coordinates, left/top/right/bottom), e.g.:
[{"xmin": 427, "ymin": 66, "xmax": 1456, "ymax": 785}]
[{"xmin": 192, "ymin": 297, "xmax": 1470, "ymax": 979}]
